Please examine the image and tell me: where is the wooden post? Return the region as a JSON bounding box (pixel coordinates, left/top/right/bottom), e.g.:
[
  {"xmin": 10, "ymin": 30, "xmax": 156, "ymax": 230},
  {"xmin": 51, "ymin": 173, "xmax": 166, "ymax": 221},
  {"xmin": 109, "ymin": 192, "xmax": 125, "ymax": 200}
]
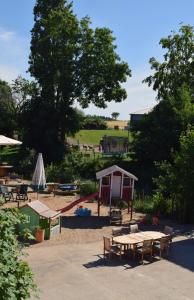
[
  {"xmin": 109, "ymin": 173, "xmax": 113, "ymax": 216},
  {"xmin": 131, "ymin": 179, "xmax": 135, "ymax": 220},
  {"xmin": 99, "ymin": 178, "xmax": 102, "ymax": 199},
  {"xmin": 121, "ymin": 173, "xmax": 124, "ymax": 199},
  {"xmin": 49, "ymin": 218, "xmax": 51, "ymax": 240},
  {"xmin": 97, "ymin": 199, "xmax": 100, "ymax": 216}
]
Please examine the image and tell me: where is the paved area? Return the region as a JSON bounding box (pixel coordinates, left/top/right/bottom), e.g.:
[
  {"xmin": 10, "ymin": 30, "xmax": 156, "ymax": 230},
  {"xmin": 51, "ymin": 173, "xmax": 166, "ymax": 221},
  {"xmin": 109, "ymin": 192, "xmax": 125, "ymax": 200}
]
[{"xmin": 27, "ymin": 231, "xmax": 194, "ymax": 300}]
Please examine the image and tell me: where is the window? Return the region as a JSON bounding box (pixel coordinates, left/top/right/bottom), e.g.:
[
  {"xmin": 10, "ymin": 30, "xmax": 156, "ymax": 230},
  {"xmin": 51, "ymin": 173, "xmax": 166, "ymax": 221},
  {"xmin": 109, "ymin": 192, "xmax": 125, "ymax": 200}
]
[
  {"xmin": 102, "ymin": 176, "xmax": 110, "ymax": 186},
  {"xmin": 123, "ymin": 177, "xmax": 131, "ymax": 187},
  {"xmin": 25, "ymin": 215, "xmax": 30, "ymax": 223}
]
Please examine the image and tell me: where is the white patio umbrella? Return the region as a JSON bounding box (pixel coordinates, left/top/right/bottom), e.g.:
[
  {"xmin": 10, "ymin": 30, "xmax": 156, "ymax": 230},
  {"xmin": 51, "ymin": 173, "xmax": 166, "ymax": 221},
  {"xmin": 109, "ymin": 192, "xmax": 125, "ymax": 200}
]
[
  {"xmin": 31, "ymin": 153, "xmax": 46, "ymax": 194},
  {"xmin": 0, "ymin": 135, "xmax": 22, "ymax": 146}
]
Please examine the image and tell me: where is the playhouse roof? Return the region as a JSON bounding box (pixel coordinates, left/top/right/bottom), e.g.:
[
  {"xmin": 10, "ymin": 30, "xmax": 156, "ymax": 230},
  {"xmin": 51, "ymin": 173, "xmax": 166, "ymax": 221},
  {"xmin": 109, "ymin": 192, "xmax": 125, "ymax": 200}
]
[
  {"xmin": 96, "ymin": 165, "xmax": 138, "ymax": 181},
  {"xmin": 25, "ymin": 200, "xmax": 60, "ymax": 219}
]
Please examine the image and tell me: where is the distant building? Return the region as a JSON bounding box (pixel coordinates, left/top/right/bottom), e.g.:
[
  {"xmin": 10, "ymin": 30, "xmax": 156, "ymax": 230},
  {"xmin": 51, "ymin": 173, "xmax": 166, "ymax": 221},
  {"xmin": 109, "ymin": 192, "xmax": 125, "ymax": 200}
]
[
  {"xmin": 130, "ymin": 107, "xmax": 153, "ymax": 124},
  {"xmin": 100, "ymin": 135, "xmax": 129, "ymax": 154}
]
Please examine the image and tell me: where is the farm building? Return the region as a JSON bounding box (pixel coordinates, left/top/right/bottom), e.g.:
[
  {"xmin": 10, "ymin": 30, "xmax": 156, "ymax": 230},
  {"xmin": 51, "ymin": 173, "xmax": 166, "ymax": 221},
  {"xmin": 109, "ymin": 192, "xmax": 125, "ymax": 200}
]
[
  {"xmin": 130, "ymin": 107, "xmax": 153, "ymax": 124},
  {"xmin": 100, "ymin": 135, "xmax": 129, "ymax": 154},
  {"xmin": 96, "ymin": 165, "xmax": 138, "ymax": 219},
  {"xmin": 19, "ymin": 200, "xmax": 61, "ymax": 240}
]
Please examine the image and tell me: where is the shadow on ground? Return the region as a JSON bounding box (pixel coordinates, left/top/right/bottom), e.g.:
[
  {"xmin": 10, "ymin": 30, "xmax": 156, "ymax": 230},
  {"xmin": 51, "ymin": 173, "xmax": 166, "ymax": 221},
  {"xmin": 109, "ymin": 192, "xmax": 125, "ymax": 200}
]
[{"xmin": 61, "ymin": 216, "xmax": 110, "ymax": 229}]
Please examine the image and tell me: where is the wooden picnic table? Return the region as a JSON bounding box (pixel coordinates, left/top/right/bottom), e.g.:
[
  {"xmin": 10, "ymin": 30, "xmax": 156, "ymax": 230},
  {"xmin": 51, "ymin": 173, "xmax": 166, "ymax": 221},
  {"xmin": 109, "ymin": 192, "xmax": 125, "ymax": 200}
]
[{"xmin": 113, "ymin": 231, "xmax": 167, "ymax": 259}]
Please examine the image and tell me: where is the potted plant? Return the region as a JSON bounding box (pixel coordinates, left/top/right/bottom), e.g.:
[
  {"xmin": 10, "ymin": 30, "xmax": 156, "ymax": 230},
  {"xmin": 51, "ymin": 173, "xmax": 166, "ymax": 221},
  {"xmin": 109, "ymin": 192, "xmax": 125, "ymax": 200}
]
[{"xmin": 35, "ymin": 226, "xmax": 45, "ymax": 242}]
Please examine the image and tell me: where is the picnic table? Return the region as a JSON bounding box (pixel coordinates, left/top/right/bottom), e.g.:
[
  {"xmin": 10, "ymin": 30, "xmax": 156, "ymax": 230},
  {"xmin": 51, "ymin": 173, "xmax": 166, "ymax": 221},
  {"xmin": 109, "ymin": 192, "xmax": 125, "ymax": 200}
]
[{"xmin": 113, "ymin": 231, "xmax": 167, "ymax": 259}]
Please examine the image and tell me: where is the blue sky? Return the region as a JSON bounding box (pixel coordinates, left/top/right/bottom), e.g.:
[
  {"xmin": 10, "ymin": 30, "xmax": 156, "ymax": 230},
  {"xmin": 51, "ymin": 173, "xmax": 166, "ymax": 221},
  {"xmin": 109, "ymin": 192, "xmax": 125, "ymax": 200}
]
[{"xmin": 0, "ymin": 0, "xmax": 194, "ymax": 119}]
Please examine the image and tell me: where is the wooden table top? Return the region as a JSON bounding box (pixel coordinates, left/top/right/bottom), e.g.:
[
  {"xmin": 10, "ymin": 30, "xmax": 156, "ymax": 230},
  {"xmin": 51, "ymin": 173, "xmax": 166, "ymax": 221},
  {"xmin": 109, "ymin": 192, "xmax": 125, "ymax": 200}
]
[{"xmin": 113, "ymin": 231, "xmax": 167, "ymax": 245}]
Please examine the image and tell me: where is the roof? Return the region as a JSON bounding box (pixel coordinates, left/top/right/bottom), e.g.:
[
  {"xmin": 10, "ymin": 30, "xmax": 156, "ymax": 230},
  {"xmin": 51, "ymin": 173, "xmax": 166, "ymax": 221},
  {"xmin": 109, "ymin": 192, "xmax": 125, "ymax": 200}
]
[
  {"xmin": 96, "ymin": 165, "xmax": 138, "ymax": 181},
  {"xmin": 0, "ymin": 135, "xmax": 22, "ymax": 146},
  {"xmin": 24, "ymin": 200, "xmax": 60, "ymax": 219},
  {"xmin": 130, "ymin": 107, "xmax": 153, "ymax": 115}
]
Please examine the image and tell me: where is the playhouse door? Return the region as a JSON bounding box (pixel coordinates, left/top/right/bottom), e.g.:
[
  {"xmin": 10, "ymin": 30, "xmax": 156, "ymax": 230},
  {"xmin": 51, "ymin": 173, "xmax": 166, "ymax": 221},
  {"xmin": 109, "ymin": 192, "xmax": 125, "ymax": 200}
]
[{"xmin": 112, "ymin": 176, "xmax": 121, "ymax": 197}]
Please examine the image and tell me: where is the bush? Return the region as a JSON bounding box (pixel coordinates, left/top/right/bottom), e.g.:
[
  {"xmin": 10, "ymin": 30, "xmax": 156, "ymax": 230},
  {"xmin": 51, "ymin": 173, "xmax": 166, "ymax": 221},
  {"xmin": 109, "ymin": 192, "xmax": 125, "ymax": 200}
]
[
  {"xmin": 133, "ymin": 197, "xmax": 154, "ymax": 214},
  {"xmin": 82, "ymin": 116, "xmax": 107, "ymax": 129},
  {"xmin": 152, "ymin": 192, "xmax": 171, "ymax": 216},
  {"xmin": 80, "ymin": 181, "xmax": 98, "ymax": 197}
]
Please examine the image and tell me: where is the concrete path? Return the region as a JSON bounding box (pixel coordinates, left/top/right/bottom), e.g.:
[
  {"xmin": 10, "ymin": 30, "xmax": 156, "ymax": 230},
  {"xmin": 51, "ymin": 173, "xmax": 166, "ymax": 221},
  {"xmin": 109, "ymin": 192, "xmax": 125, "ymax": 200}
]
[{"xmin": 27, "ymin": 235, "xmax": 194, "ymax": 300}]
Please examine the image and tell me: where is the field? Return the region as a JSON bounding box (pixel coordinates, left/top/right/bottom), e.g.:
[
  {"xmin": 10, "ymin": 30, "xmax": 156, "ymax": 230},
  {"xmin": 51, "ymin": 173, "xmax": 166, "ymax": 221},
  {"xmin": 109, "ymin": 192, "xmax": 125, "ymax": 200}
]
[
  {"xmin": 72, "ymin": 129, "xmax": 130, "ymax": 145},
  {"xmin": 106, "ymin": 120, "xmax": 128, "ymax": 129}
]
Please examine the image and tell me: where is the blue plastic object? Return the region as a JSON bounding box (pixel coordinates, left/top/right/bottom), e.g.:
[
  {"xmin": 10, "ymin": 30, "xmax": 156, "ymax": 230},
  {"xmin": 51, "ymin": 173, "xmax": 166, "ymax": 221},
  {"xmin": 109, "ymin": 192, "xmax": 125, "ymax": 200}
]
[
  {"xmin": 59, "ymin": 184, "xmax": 78, "ymax": 191},
  {"xmin": 74, "ymin": 207, "xmax": 91, "ymax": 217}
]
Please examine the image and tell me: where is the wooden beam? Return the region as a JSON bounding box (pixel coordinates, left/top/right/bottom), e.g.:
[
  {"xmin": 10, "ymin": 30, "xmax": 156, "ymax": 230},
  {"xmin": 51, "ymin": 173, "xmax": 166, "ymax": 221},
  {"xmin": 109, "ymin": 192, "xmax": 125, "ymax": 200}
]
[
  {"xmin": 99, "ymin": 178, "xmax": 102, "ymax": 199},
  {"xmin": 109, "ymin": 172, "xmax": 113, "ymax": 215},
  {"xmin": 121, "ymin": 173, "xmax": 124, "ymax": 199}
]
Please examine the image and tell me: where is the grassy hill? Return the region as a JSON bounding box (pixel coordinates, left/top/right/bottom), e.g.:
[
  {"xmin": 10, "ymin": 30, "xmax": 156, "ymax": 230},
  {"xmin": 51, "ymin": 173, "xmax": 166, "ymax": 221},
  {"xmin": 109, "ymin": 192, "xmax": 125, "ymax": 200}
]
[{"xmin": 72, "ymin": 129, "xmax": 130, "ymax": 145}]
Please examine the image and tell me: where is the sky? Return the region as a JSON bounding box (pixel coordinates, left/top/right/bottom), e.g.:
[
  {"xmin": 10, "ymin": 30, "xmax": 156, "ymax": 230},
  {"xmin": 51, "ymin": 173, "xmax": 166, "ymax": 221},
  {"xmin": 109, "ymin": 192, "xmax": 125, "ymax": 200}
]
[{"xmin": 0, "ymin": 0, "xmax": 194, "ymax": 119}]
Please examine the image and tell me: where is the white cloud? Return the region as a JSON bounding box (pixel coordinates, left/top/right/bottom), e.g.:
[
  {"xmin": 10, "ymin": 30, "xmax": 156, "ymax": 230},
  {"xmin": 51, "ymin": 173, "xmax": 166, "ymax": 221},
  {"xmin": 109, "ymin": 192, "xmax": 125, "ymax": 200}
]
[
  {"xmin": 0, "ymin": 28, "xmax": 15, "ymax": 42},
  {"xmin": 0, "ymin": 27, "xmax": 29, "ymax": 83}
]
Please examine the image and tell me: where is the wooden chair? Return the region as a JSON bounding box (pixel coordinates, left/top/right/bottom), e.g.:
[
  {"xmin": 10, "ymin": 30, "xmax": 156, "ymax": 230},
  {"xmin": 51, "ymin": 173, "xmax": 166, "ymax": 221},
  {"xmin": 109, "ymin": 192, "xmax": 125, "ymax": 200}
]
[
  {"xmin": 130, "ymin": 224, "xmax": 139, "ymax": 233},
  {"xmin": 136, "ymin": 239, "xmax": 153, "ymax": 264},
  {"xmin": 0, "ymin": 185, "xmax": 14, "ymax": 202},
  {"xmin": 164, "ymin": 226, "xmax": 173, "ymax": 242},
  {"xmin": 16, "ymin": 184, "xmax": 28, "ymax": 201},
  {"xmin": 112, "ymin": 227, "xmax": 122, "ymax": 236},
  {"xmin": 103, "ymin": 236, "xmax": 122, "ymax": 260},
  {"xmin": 110, "ymin": 209, "xmax": 122, "ymax": 225},
  {"xmin": 153, "ymin": 236, "xmax": 170, "ymax": 259}
]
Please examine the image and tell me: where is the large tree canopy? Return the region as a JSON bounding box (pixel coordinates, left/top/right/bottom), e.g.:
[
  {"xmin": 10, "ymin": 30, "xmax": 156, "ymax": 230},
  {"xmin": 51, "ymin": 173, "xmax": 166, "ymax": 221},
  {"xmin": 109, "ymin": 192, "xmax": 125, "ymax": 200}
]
[
  {"xmin": 23, "ymin": 0, "xmax": 130, "ymax": 162},
  {"xmin": 0, "ymin": 80, "xmax": 16, "ymax": 137},
  {"xmin": 144, "ymin": 25, "xmax": 194, "ymax": 100},
  {"xmin": 131, "ymin": 25, "xmax": 194, "ymax": 190}
]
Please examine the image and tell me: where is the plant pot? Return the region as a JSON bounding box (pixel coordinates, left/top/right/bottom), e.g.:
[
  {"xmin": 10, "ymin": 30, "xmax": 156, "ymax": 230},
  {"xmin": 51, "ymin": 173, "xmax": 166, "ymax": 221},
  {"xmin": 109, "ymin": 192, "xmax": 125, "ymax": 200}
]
[{"xmin": 35, "ymin": 228, "xmax": 45, "ymax": 243}]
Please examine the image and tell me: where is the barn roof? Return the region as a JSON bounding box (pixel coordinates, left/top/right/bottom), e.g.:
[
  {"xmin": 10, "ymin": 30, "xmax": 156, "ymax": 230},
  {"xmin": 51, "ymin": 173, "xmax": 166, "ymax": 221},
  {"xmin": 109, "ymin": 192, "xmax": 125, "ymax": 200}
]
[
  {"xmin": 96, "ymin": 165, "xmax": 138, "ymax": 181},
  {"xmin": 24, "ymin": 200, "xmax": 60, "ymax": 219},
  {"xmin": 130, "ymin": 107, "xmax": 153, "ymax": 115}
]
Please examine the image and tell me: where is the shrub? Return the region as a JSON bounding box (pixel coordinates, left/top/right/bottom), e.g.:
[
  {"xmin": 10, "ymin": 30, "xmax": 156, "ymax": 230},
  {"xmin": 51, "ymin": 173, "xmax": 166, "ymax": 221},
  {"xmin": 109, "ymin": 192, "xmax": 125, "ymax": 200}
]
[
  {"xmin": 80, "ymin": 181, "xmax": 98, "ymax": 197},
  {"xmin": 152, "ymin": 192, "xmax": 171, "ymax": 216},
  {"xmin": 133, "ymin": 197, "xmax": 154, "ymax": 214}
]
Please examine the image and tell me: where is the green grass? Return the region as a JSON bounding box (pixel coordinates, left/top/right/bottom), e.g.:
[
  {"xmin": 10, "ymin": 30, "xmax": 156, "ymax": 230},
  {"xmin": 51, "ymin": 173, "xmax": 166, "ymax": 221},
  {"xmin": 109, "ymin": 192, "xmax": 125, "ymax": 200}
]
[{"xmin": 72, "ymin": 130, "xmax": 130, "ymax": 145}]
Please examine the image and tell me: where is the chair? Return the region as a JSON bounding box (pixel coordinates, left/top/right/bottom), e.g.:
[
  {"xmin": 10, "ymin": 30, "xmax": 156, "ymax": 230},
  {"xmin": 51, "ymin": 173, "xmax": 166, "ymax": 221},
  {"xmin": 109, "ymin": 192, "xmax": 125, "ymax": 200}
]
[
  {"xmin": 153, "ymin": 236, "xmax": 170, "ymax": 259},
  {"xmin": 0, "ymin": 185, "xmax": 14, "ymax": 202},
  {"xmin": 130, "ymin": 224, "xmax": 139, "ymax": 233},
  {"xmin": 136, "ymin": 239, "xmax": 153, "ymax": 264},
  {"xmin": 110, "ymin": 209, "xmax": 122, "ymax": 225},
  {"xmin": 112, "ymin": 227, "xmax": 122, "ymax": 245},
  {"xmin": 164, "ymin": 226, "xmax": 173, "ymax": 242},
  {"xmin": 16, "ymin": 184, "xmax": 28, "ymax": 201},
  {"xmin": 112, "ymin": 227, "xmax": 122, "ymax": 236},
  {"xmin": 103, "ymin": 236, "xmax": 122, "ymax": 260}
]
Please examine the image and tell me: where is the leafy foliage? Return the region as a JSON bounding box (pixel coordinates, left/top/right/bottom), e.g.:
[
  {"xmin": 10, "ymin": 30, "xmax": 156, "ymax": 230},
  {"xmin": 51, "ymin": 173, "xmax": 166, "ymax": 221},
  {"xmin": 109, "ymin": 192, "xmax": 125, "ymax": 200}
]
[
  {"xmin": 154, "ymin": 128, "xmax": 194, "ymax": 222},
  {"xmin": 21, "ymin": 0, "xmax": 130, "ymax": 163},
  {"xmin": 144, "ymin": 25, "xmax": 194, "ymax": 100},
  {"xmin": 131, "ymin": 24, "xmax": 194, "ymax": 190},
  {"xmin": 82, "ymin": 115, "xmax": 107, "ymax": 130},
  {"xmin": 111, "ymin": 112, "xmax": 120, "ymax": 120},
  {"xmin": 0, "ymin": 79, "xmax": 17, "ymax": 137},
  {"xmin": 0, "ymin": 208, "xmax": 36, "ymax": 299}
]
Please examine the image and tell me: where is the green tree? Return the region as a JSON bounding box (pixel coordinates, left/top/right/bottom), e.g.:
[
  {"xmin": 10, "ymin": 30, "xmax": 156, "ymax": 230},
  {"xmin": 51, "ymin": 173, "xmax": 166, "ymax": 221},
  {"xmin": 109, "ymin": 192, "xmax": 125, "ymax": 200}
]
[
  {"xmin": 0, "ymin": 204, "xmax": 36, "ymax": 299},
  {"xmin": 82, "ymin": 115, "xmax": 107, "ymax": 129},
  {"xmin": 144, "ymin": 25, "xmax": 194, "ymax": 100},
  {"xmin": 154, "ymin": 127, "xmax": 194, "ymax": 222},
  {"xmin": 25, "ymin": 0, "xmax": 130, "ymax": 162},
  {"xmin": 131, "ymin": 24, "xmax": 194, "ymax": 191},
  {"xmin": 131, "ymin": 85, "xmax": 194, "ymax": 190},
  {"xmin": 111, "ymin": 112, "xmax": 120, "ymax": 120},
  {"xmin": 0, "ymin": 79, "xmax": 17, "ymax": 137}
]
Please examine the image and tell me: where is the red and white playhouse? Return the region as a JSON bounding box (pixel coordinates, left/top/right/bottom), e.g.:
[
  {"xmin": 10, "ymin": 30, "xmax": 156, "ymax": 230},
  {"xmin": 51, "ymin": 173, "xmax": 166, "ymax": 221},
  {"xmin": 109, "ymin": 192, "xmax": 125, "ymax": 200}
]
[{"xmin": 96, "ymin": 165, "xmax": 138, "ymax": 219}]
